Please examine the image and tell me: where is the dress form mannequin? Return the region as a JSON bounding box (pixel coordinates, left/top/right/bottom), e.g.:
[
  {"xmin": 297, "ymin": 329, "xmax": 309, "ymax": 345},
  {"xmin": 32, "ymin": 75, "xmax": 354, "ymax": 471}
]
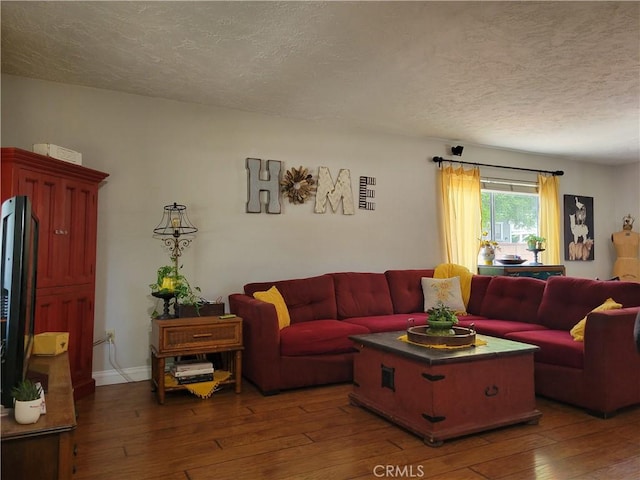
[{"xmin": 612, "ymin": 214, "xmax": 640, "ymax": 282}]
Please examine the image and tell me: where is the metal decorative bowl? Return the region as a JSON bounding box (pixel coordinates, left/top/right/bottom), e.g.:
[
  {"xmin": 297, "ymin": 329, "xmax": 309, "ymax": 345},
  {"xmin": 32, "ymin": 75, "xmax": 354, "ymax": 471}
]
[
  {"xmin": 496, "ymin": 258, "xmax": 527, "ymax": 265},
  {"xmin": 407, "ymin": 325, "xmax": 476, "ymax": 347}
]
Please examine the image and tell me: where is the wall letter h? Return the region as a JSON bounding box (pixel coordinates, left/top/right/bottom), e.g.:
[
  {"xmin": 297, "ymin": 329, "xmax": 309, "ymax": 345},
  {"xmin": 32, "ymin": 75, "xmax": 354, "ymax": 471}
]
[{"xmin": 246, "ymin": 158, "xmax": 282, "ymax": 213}]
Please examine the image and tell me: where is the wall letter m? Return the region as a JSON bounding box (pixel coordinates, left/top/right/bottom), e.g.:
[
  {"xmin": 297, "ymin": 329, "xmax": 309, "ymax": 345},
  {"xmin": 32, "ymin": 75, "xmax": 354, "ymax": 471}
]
[{"xmin": 314, "ymin": 167, "xmax": 355, "ymax": 214}]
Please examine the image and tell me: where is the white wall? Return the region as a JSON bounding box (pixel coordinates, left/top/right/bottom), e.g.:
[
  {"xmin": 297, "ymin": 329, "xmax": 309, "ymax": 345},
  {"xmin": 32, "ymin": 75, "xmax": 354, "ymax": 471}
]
[
  {"xmin": 2, "ymin": 74, "xmax": 638, "ymax": 382},
  {"xmin": 615, "ymin": 162, "xmax": 640, "ymax": 225}
]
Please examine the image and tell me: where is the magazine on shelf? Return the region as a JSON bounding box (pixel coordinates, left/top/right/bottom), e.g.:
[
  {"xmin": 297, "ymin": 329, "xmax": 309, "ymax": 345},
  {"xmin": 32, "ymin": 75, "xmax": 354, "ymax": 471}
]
[
  {"xmin": 173, "ymin": 359, "xmax": 213, "ymax": 372},
  {"xmin": 171, "ymin": 367, "xmax": 214, "ymax": 377},
  {"xmin": 176, "ymin": 373, "xmax": 214, "ymax": 384}
]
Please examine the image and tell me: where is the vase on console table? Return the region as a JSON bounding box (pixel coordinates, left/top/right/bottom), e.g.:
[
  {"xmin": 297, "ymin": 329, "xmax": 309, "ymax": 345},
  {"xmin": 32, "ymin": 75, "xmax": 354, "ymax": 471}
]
[{"xmin": 478, "ymin": 246, "xmax": 496, "ymax": 265}]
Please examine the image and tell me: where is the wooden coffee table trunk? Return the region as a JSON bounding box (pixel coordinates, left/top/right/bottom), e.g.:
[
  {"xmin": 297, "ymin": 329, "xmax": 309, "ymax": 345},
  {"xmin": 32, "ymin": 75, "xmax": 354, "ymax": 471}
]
[{"xmin": 349, "ymin": 332, "xmax": 541, "ymax": 446}]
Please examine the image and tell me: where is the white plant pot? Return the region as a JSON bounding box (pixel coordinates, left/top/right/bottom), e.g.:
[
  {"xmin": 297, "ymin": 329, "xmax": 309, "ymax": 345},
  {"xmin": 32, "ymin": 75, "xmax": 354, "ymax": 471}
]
[{"xmin": 14, "ymin": 398, "xmax": 42, "ymax": 424}]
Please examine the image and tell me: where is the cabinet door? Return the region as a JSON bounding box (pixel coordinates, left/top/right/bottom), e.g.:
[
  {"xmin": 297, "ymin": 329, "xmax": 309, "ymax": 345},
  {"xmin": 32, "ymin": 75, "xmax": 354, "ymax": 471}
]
[
  {"xmin": 15, "ymin": 168, "xmax": 60, "ymax": 289},
  {"xmin": 35, "ymin": 287, "xmax": 95, "ymax": 389},
  {"xmin": 58, "ymin": 179, "xmax": 98, "ymax": 286}
]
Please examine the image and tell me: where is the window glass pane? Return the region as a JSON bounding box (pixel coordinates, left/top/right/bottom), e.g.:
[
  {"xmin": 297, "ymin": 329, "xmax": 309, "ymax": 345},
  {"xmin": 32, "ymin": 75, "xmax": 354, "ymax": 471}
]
[{"xmin": 481, "ymin": 190, "xmax": 539, "ymax": 261}]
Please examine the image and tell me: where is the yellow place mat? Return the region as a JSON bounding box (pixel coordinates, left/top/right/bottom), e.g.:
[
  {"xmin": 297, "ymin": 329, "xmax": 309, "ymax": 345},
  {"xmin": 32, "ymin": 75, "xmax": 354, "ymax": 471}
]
[
  {"xmin": 165, "ymin": 370, "xmax": 231, "ymax": 399},
  {"xmin": 398, "ymin": 334, "xmax": 487, "ymax": 350}
]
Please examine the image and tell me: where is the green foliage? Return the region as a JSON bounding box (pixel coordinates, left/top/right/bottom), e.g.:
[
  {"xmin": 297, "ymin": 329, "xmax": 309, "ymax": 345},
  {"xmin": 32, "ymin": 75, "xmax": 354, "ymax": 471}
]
[
  {"xmin": 426, "ymin": 302, "xmax": 459, "ymax": 324},
  {"xmin": 151, "ymin": 265, "xmax": 177, "ymax": 294},
  {"xmin": 524, "ymin": 234, "xmax": 546, "ymax": 243},
  {"xmin": 149, "ymin": 264, "xmax": 202, "ymax": 317},
  {"xmin": 11, "ymin": 379, "xmax": 42, "ymax": 401},
  {"xmin": 523, "ymin": 234, "xmax": 546, "ymax": 250}
]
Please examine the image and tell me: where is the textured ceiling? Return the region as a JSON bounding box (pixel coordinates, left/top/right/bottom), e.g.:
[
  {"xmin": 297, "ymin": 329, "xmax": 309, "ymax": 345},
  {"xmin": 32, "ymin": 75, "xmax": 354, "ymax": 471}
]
[{"xmin": 2, "ymin": 1, "xmax": 639, "ymax": 165}]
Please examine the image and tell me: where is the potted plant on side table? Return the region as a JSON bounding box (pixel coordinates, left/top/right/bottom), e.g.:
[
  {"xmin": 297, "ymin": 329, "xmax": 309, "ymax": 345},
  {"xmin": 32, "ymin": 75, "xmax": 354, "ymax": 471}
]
[
  {"xmin": 150, "ymin": 264, "xmax": 203, "ymax": 319},
  {"xmin": 12, "ymin": 379, "xmax": 43, "ymax": 424}
]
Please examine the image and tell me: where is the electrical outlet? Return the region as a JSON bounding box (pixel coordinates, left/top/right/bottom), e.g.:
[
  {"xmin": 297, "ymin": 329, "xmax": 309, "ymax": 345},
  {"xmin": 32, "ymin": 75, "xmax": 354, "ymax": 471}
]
[{"xmin": 106, "ymin": 329, "xmax": 115, "ymax": 344}]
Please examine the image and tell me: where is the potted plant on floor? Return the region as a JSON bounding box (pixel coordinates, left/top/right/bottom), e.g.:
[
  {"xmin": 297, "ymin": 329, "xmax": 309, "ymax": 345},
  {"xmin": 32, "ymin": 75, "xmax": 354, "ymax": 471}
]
[
  {"xmin": 12, "ymin": 379, "xmax": 43, "ymax": 424},
  {"xmin": 426, "ymin": 302, "xmax": 459, "ymax": 336}
]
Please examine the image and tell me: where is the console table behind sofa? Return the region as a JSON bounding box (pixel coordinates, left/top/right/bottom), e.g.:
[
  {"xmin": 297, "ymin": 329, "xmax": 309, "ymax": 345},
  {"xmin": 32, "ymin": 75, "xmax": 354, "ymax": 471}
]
[{"xmin": 478, "ymin": 264, "xmax": 565, "ymax": 280}]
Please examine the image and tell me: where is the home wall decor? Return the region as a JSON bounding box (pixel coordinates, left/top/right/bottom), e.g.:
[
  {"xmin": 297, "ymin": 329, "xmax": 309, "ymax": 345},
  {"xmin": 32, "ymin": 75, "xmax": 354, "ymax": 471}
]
[
  {"xmin": 280, "ymin": 166, "xmax": 316, "ymax": 204},
  {"xmin": 314, "ymin": 167, "xmax": 355, "ymax": 214},
  {"xmin": 359, "ymin": 176, "xmax": 376, "ymax": 210},
  {"xmin": 564, "ymin": 194, "xmax": 594, "ymax": 261},
  {"xmin": 246, "ymin": 158, "xmax": 282, "ymax": 214}
]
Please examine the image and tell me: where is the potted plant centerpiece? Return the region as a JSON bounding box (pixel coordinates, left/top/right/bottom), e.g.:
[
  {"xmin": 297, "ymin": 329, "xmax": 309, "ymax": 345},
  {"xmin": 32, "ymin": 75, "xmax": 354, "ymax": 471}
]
[
  {"xmin": 12, "ymin": 379, "xmax": 43, "ymax": 424},
  {"xmin": 426, "ymin": 302, "xmax": 459, "ymax": 336}
]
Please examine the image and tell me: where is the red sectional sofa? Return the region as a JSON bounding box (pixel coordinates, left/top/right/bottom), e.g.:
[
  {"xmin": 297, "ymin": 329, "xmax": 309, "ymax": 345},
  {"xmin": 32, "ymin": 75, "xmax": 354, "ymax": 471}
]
[{"xmin": 228, "ymin": 269, "xmax": 640, "ymax": 417}]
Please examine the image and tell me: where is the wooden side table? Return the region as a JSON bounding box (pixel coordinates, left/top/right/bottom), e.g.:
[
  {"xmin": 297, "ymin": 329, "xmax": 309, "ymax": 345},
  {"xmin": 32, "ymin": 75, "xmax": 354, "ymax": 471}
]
[{"xmin": 150, "ymin": 315, "xmax": 243, "ymax": 404}]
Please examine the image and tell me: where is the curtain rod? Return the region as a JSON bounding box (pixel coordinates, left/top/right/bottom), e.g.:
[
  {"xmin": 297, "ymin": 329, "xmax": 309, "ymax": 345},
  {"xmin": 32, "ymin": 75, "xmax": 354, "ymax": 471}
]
[{"xmin": 432, "ymin": 156, "xmax": 564, "ymax": 176}]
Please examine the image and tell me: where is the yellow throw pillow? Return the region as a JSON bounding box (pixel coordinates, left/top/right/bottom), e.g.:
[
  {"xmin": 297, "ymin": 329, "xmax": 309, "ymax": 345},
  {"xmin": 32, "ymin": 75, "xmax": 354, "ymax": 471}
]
[
  {"xmin": 253, "ymin": 286, "xmax": 291, "ymax": 329},
  {"xmin": 570, "ymin": 297, "xmax": 622, "ymax": 342}
]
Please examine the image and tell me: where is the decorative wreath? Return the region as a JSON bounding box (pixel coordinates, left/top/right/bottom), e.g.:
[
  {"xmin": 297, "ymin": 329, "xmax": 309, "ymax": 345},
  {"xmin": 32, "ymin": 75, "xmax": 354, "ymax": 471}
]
[{"xmin": 280, "ymin": 166, "xmax": 316, "ymax": 204}]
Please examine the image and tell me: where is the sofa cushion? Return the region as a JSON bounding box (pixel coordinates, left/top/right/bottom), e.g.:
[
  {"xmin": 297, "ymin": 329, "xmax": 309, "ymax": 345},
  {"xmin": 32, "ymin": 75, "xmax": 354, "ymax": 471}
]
[
  {"xmin": 280, "ymin": 319, "xmax": 370, "ymax": 356},
  {"xmin": 505, "ymin": 330, "xmax": 584, "ymax": 369},
  {"xmin": 253, "ymin": 286, "xmax": 291, "ymax": 329},
  {"xmin": 332, "ymin": 272, "xmax": 394, "ymax": 319},
  {"xmin": 385, "ymin": 269, "xmax": 435, "ymax": 313},
  {"xmin": 467, "ymin": 275, "xmax": 492, "ymax": 315},
  {"xmin": 455, "ymin": 314, "xmax": 490, "ymax": 327},
  {"xmin": 538, "ymin": 276, "xmax": 640, "ymax": 331},
  {"xmin": 460, "ymin": 319, "xmax": 548, "ymax": 337},
  {"xmin": 344, "ymin": 313, "xmax": 428, "ymax": 333},
  {"xmin": 480, "ymin": 276, "xmax": 546, "ymax": 324},
  {"xmin": 570, "ymin": 297, "xmax": 622, "ymax": 341},
  {"xmin": 244, "ymin": 274, "xmax": 337, "ymax": 324},
  {"xmin": 422, "ymin": 276, "xmax": 466, "ymax": 314}
]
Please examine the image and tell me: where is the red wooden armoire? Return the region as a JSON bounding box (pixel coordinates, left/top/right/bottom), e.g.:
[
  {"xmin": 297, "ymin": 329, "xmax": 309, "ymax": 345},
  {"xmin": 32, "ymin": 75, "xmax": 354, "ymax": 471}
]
[{"xmin": 1, "ymin": 147, "xmax": 109, "ymax": 399}]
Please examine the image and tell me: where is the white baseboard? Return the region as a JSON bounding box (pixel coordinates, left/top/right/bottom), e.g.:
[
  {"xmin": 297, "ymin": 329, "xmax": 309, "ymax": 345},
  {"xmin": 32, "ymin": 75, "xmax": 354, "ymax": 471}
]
[{"xmin": 93, "ymin": 366, "xmax": 151, "ymax": 386}]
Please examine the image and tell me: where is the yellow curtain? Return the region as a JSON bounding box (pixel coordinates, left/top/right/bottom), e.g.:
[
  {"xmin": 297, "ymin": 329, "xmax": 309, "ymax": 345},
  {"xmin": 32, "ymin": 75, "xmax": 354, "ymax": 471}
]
[
  {"xmin": 439, "ymin": 165, "xmax": 481, "ymax": 270},
  {"xmin": 538, "ymin": 174, "xmax": 561, "ymax": 264}
]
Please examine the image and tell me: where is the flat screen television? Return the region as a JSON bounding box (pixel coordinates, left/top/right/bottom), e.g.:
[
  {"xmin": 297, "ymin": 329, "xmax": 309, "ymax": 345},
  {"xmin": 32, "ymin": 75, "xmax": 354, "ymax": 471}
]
[{"xmin": 1, "ymin": 195, "xmax": 39, "ymax": 408}]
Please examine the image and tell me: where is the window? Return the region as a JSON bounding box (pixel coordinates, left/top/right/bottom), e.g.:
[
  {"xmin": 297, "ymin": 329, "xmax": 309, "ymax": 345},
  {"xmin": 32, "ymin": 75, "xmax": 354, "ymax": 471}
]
[{"xmin": 481, "ymin": 177, "xmax": 539, "ymax": 259}]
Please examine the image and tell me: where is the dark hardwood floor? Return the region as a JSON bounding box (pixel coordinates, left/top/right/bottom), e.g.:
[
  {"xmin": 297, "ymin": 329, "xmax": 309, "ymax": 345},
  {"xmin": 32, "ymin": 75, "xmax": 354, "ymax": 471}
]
[{"xmin": 73, "ymin": 380, "xmax": 640, "ymax": 480}]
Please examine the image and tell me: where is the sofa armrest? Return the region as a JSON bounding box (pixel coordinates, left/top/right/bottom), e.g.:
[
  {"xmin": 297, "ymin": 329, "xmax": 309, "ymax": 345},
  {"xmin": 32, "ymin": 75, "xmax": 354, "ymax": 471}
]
[
  {"xmin": 229, "ymin": 293, "xmax": 281, "ymax": 347},
  {"xmin": 228, "ymin": 293, "xmax": 282, "ymax": 392},
  {"xmin": 583, "ymin": 306, "xmax": 640, "ymax": 412}
]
